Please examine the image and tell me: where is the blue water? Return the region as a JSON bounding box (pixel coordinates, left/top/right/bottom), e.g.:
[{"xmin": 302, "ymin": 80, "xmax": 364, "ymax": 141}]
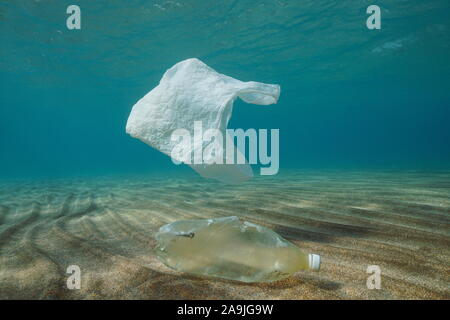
[{"xmin": 1, "ymin": 1, "xmax": 450, "ymax": 179}]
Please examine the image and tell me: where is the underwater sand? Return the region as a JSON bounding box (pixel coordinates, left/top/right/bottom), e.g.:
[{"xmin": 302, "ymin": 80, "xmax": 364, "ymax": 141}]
[{"xmin": 0, "ymin": 170, "xmax": 449, "ymax": 300}]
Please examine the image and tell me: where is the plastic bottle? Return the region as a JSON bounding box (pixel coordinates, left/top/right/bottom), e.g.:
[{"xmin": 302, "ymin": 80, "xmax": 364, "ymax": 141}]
[{"xmin": 156, "ymin": 216, "xmax": 321, "ymax": 282}]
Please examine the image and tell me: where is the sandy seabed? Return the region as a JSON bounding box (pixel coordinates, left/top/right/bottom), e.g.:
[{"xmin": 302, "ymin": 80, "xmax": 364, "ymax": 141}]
[{"xmin": 0, "ymin": 170, "xmax": 449, "ymax": 300}]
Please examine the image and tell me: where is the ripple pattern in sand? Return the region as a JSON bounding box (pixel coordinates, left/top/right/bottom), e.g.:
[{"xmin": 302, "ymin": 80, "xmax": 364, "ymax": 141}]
[{"xmin": 0, "ymin": 171, "xmax": 449, "ymax": 299}]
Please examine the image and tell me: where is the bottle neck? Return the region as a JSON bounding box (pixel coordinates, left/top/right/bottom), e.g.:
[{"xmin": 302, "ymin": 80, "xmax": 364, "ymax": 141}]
[{"xmin": 308, "ymin": 254, "xmax": 321, "ymax": 271}]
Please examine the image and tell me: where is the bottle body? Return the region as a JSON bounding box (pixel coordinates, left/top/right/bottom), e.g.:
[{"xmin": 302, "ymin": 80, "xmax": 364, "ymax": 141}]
[{"xmin": 156, "ymin": 216, "xmax": 320, "ymax": 282}]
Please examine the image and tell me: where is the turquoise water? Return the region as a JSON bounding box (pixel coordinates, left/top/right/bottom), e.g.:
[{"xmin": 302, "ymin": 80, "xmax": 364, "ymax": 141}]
[
  {"xmin": 1, "ymin": 2, "xmax": 450, "ymax": 299},
  {"xmin": 1, "ymin": 1, "xmax": 450, "ymax": 179}
]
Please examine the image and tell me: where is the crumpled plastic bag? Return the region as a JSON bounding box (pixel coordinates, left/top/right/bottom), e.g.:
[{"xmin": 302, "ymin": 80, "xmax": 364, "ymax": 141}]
[{"xmin": 126, "ymin": 58, "xmax": 280, "ymax": 183}]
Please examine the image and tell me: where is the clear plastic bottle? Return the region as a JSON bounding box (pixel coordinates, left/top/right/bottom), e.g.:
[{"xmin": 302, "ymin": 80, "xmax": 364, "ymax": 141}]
[{"xmin": 156, "ymin": 216, "xmax": 320, "ymax": 282}]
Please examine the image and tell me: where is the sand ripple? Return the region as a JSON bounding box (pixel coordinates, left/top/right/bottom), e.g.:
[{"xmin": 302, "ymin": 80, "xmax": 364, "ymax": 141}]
[{"xmin": 0, "ymin": 171, "xmax": 449, "ymax": 299}]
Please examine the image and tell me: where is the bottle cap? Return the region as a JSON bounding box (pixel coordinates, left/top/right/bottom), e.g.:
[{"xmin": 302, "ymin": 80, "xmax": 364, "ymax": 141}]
[{"xmin": 308, "ymin": 254, "xmax": 321, "ymax": 270}]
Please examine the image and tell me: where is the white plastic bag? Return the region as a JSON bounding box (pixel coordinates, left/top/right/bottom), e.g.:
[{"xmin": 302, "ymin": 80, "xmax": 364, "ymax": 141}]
[{"xmin": 126, "ymin": 58, "xmax": 280, "ymax": 183}]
